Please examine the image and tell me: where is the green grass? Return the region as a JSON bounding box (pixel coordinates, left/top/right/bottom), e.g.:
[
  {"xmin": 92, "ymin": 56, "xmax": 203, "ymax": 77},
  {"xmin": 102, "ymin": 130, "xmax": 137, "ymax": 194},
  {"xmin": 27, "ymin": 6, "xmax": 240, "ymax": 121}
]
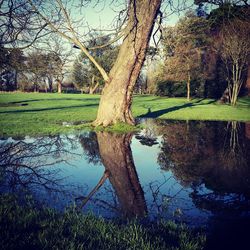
[
  {"xmin": 0, "ymin": 92, "xmax": 249, "ymax": 137},
  {"xmin": 0, "ymin": 194, "xmax": 206, "ymax": 250}
]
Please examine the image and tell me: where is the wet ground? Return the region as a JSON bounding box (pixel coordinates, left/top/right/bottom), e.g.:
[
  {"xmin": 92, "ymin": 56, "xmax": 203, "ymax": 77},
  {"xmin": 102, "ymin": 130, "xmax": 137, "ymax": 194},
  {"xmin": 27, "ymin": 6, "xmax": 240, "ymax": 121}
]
[{"xmin": 1, "ymin": 119, "xmax": 250, "ymax": 249}]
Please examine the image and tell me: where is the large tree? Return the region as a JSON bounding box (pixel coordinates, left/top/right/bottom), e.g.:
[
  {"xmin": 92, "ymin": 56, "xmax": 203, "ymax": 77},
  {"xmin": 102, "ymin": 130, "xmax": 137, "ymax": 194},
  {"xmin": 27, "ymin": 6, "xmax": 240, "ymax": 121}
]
[
  {"xmin": 28, "ymin": 0, "xmax": 162, "ymax": 126},
  {"xmin": 93, "ymin": 0, "xmax": 162, "ymax": 125}
]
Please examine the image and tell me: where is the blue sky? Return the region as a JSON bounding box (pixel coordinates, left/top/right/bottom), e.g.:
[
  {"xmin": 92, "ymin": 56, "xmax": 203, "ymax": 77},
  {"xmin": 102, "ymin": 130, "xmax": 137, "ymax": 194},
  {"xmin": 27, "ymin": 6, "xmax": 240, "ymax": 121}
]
[{"xmin": 81, "ymin": 0, "xmax": 196, "ymax": 30}]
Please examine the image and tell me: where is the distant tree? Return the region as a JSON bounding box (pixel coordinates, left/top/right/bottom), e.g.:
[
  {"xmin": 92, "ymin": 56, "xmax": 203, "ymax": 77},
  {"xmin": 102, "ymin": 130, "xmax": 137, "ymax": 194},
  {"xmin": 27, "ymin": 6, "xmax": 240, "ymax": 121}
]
[
  {"xmin": 217, "ymin": 19, "xmax": 250, "ymax": 106},
  {"xmin": 26, "ymin": 50, "xmax": 60, "ymax": 92},
  {"xmin": 25, "ymin": 51, "xmax": 47, "ymax": 92},
  {"xmin": 196, "ymin": 0, "xmax": 249, "ymax": 27},
  {"xmin": 0, "ymin": 47, "xmax": 25, "ymax": 91},
  {"xmin": 24, "ymin": 45, "xmax": 71, "ymax": 93},
  {"xmin": 76, "ymin": 34, "xmax": 119, "ymax": 94},
  {"xmin": 200, "ymin": 1, "xmax": 250, "ymax": 100},
  {"xmin": 145, "ymin": 59, "xmax": 166, "ymax": 95},
  {"xmin": 42, "ymin": 37, "xmax": 73, "ymax": 93},
  {"xmin": 44, "ymin": 52, "xmax": 60, "ymax": 92},
  {"xmin": 72, "ymin": 59, "xmax": 88, "ymax": 93},
  {"xmin": 162, "ymin": 12, "xmax": 211, "ymax": 100},
  {"xmin": 134, "ymin": 73, "xmax": 147, "ymax": 94}
]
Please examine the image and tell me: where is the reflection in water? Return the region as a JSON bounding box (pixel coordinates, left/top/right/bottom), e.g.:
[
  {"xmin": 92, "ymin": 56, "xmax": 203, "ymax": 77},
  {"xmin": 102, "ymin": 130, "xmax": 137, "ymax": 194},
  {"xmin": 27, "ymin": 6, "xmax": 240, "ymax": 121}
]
[
  {"xmin": 0, "ymin": 120, "xmax": 250, "ymax": 227},
  {"xmin": 158, "ymin": 121, "xmax": 249, "ymax": 188},
  {"xmin": 79, "ymin": 132, "xmax": 101, "ymax": 165},
  {"xmin": 79, "ymin": 132, "xmax": 147, "ymax": 218},
  {"xmin": 245, "ymin": 123, "xmax": 250, "ymax": 140},
  {"xmin": 0, "ymin": 135, "xmax": 80, "ymax": 203},
  {"xmin": 135, "ymin": 118, "xmax": 159, "ymax": 146}
]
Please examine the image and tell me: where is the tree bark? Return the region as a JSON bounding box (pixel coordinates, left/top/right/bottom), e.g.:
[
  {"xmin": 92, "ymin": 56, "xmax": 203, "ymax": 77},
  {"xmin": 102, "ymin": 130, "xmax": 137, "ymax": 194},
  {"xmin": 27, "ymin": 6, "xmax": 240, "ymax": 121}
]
[
  {"xmin": 57, "ymin": 81, "xmax": 62, "ymax": 94},
  {"xmin": 219, "ymin": 87, "xmax": 230, "ymax": 103},
  {"xmin": 57, "ymin": 80, "xmax": 62, "ymax": 93},
  {"xmin": 187, "ymin": 71, "xmax": 191, "ymax": 101},
  {"xmin": 48, "ymin": 76, "xmax": 53, "ymax": 92},
  {"xmin": 97, "ymin": 132, "xmax": 147, "ymax": 218},
  {"xmin": 93, "ymin": 0, "xmax": 161, "ymax": 126},
  {"xmin": 89, "ymin": 75, "xmax": 99, "ymax": 94},
  {"xmin": 246, "ymin": 63, "xmax": 250, "ymax": 96}
]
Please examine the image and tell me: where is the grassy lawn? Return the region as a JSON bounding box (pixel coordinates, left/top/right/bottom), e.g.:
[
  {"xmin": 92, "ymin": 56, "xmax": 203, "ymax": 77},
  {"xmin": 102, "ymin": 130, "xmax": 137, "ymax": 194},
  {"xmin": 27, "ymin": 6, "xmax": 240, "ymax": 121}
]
[
  {"xmin": 0, "ymin": 92, "xmax": 249, "ymax": 137},
  {"xmin": 0, "ymin": 194, "xmax": 205, "ymax": 250}
]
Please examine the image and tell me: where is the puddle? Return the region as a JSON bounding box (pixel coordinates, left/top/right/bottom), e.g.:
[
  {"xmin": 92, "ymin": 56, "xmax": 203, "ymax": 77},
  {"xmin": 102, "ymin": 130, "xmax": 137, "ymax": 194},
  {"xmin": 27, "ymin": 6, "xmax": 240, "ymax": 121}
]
[{"xmin": 1, "ymin": 119, "xmax": 250, "ymax": 247}]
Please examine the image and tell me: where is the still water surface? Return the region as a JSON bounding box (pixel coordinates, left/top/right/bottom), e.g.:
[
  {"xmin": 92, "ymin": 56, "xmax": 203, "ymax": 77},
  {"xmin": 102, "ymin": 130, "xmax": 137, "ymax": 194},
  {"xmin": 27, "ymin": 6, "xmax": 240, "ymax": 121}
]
[{"xmin": 1, "ymin": 119, "xmax": 250, "ymax": 248}]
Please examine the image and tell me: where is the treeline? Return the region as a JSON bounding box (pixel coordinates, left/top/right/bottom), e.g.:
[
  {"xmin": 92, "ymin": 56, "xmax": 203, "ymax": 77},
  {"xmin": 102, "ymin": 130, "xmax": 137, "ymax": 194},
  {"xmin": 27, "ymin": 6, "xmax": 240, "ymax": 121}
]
[
  {"xmin": 0, "ymin": 1, "xmax": 249, "ymax": 106},
  {"xmin": 0, "ymin": 38, "xmax": 72, "ymax": 93},
  {"xmin": 148, "ymin": 2, "xmax": 250, "ymax": 105},
  {"xmin": 0, "ymin": 34, "xmax": 120, "ymax": 94}
]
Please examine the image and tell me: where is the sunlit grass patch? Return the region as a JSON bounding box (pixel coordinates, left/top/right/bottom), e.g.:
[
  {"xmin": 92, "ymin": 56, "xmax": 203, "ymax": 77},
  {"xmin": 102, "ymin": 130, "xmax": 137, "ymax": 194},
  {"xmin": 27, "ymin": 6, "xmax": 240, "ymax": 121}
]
[{"xmin": 0, "ymin": 92, "xmax": 249, "ymax": 137}]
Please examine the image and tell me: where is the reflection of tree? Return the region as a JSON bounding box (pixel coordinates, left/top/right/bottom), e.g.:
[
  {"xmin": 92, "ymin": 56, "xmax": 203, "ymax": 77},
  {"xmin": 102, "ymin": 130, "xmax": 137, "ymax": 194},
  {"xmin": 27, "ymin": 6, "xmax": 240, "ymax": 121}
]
[
  {"xmin": 135, "ymin": 118, "xmax": 159, "ymax": 147},
  {"xmin": 222, "ymin": 121, "xmax": 246, "ymax": 168},
  {"xmin": 0, "ymin": 136, "xmax": 78, "ymax": 194},
  {"xmin": 158, "ymin": 121, "xmax": 250, "ymax": 191},
  {"xmin": 158, "ymin": 121, "xmax": 214, "ymax": 186},
  {"xmin": 79, "ymin": 132, "xmax": 101, "ymax": 165},
  {"xmin": 191, "ymin": 191, "xmax": 250, "ymax": 214},
  {"xmin": 98, "ymin": 132, "xmax": 147, "ymax": 218},
  {"xmin": 157, "ymin": 120, "xmax": 250, "ymax": 212},
  {"xmin": 78, "ymin": 132, "xmax": 147, "ymax": 218}
]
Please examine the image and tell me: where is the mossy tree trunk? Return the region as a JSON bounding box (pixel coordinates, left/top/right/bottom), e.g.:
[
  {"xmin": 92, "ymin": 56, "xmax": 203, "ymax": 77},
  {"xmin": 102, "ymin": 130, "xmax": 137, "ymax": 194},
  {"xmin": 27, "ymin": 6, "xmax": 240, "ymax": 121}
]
[{"xmin": 93, "ymin": 0, "xmax": 161, "ymax": 126}]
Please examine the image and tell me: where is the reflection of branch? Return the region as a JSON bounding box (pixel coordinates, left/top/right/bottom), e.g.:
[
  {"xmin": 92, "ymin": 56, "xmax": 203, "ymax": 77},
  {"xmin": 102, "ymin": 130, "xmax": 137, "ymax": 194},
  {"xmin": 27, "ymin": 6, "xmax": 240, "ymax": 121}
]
[
  {"xmin": 76, "ymin": 183, "xmax": 120, "ymax": 213},
  {"xmin": 0, "ymin": 135, "xmax": 79, "ymax": 194},
  {"xmin": 76, "ymin": 170, "xmax": 110, "ymax": 209},
  {"xmin": 148, "ymin": 174, "xmax": 185, "ymax": 216},
  {"xmin": 223, "ymin": 121, "xmax": 244, "ymax": 164}
]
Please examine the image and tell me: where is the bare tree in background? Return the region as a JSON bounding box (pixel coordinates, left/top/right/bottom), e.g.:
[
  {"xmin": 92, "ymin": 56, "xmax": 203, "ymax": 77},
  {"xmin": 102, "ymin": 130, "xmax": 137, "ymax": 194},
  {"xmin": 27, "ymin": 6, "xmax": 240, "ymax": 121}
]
[
  {"xmin": 41, "ymin": 37, "xmax": 73, "ymax": 93},
  {"xmin": 219, "ymin": 19, "xmax": 250, "ymax": 106},
  {"xmin": 162, "ymin": 13, "xmax": 210, "ymax": 101},
  {"xmin": 0, "ymin": 0, "xmax": 48, "ymax": 48}
]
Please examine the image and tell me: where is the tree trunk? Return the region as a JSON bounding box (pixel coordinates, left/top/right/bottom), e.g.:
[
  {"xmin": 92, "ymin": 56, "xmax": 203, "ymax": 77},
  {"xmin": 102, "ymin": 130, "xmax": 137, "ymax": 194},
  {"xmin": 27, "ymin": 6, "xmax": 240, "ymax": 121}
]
[
  {"xmin": 89, "ymin": 82, "xmax": 99, "ymax": 94},
  {"xmin": 89, "ymin": 75, "xmax": 99, "ymax": 94},
  {"xmin": 97, "ymin": 132, "xmax": 147, "ymax": 218},
  {"xmin": 246, "ymin": 63, "xmax": 250, "ymax": 96},
  {"xmin": 93, "ymin": 0, "xmax": 161, "ymax": 126},
  {"xmin": 219, "ymin": 87, "xmax": 230, "ymax": 103},
  {"xmin": 57, "ymin": 80, "xmax": 62, "ymax": 93},
  {"xmin": 187, "ymin": 71, "xmax": 191, "ymax": 101},
  {"xmin": 48, "ymin": 76, "xmax": 53, "ymax": 93}
]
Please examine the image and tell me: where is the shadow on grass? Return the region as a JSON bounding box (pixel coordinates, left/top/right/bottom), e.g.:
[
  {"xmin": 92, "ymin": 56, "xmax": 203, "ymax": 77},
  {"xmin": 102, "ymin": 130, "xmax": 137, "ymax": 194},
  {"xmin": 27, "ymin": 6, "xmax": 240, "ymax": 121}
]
[
  {"xmin": 0, "ymin": 104, "xmax": 98, "ymax": 114},
  {"xmin": 139, "ymin": 99, "xmax": 216, "ymax": 118},
  {"xmin": 9, "ymin": 97, "xmax": 100, "ymax": 104}
]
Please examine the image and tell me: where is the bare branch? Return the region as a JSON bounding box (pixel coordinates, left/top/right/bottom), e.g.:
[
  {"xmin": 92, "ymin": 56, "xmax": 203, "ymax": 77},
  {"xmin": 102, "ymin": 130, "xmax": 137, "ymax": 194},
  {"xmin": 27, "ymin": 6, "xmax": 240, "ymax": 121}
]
[{"xmin": 28, "ymin": 0, "xmax": 110, "ymax": 82}]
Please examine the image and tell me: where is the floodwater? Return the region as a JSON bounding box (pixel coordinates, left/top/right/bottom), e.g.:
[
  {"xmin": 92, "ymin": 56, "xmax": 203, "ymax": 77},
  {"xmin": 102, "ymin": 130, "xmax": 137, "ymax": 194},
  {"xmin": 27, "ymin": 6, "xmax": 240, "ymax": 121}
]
[{"xmin": 1, "ymin": 119, "xmax": 250, "ymax": 249}]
